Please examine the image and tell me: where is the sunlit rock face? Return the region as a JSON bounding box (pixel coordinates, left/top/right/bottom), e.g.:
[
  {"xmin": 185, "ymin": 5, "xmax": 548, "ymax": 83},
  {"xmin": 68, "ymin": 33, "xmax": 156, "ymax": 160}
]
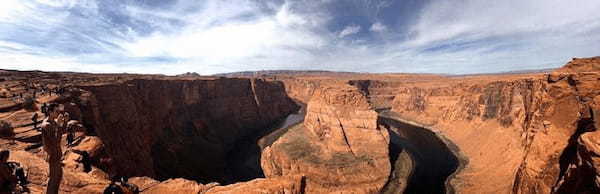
[
  {"xmin": 3, "ymin": 57, "xmax": 600, "ymax": 194},
  {"xmin": 387, "ymin": 57, "xmax": 600, "ymax": 194},
  {"xmin": 262, "ymin": 85, "xmax": 391, "ymax": 193}
]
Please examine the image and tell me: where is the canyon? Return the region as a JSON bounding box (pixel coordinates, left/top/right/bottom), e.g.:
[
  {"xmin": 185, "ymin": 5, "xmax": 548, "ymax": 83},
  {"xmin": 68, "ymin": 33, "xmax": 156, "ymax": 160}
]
[{"xmin": 0, "ymin": 57, "xmax": 599, "ymax": 193}]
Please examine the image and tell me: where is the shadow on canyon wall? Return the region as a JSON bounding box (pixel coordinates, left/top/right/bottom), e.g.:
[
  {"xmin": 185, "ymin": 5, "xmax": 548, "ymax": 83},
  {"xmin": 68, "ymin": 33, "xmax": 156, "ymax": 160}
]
[
  {"xmin": 225, "ymin": 104, "xmax": 306, "ymax": 184},
  {"xmin": 380, "ymin": 116, "xmax": 461, "ymax": 194}
]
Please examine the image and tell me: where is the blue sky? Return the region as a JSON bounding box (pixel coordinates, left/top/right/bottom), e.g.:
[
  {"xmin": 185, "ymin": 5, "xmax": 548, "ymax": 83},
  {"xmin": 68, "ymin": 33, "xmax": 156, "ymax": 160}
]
[{"xmin": 1, "ymin": 0, "xmax": 599, "ymax": 75}]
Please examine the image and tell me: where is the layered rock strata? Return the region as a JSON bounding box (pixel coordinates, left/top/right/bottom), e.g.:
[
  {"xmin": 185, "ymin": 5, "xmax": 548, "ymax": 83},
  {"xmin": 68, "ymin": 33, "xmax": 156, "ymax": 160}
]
[
  {"xmin": 77, "ymin": 78, "xmax": 299, "ymax": 183},
  {"xmin": 389, "ymin": 57, "xmax": 600, "ymax": 193},
  {"xmin": 262, "ymin": 86, "xmax": 391, "ymax": 193}
]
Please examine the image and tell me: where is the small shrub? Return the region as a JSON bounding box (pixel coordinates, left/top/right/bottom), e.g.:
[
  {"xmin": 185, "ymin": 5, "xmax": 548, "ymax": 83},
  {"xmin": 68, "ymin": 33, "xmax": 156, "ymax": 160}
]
[{"xmin": 0, "ymin": 120, "xmax": 14, "ymax": 137}]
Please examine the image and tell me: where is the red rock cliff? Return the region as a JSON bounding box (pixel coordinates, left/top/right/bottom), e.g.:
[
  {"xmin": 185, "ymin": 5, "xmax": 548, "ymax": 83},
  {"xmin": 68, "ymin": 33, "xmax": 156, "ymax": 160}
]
[
  {"xmin": 78, "ymin": 78, "xmax": 299, "ymax": 183},
  {"xmin": 389, "ymin": 57, "xmax": 600, "ymax": 193}
]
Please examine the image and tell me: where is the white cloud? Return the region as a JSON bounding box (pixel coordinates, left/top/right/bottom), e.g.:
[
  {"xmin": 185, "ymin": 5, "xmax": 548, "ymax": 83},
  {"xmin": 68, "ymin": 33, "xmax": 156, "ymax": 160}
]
[
  {"xmin": 276, "ymin": 3, "xmax": 307, "ymax": 26},
  {"xmin": 119, "ymin": 0, "xmax": 330, "ymax": 72},
  {"xmin": 122, "ymin": 19, "xmax": 324, "ymax": 59},
  {"xmin": 369, "ymin": 22, "xmax": 387, "ymax": 32},
  {"xmin": 409, "ymin": 0, "xmax": 600, "ymax": 47},
  {"xmin": 338, "ymin": 24, "xmax": 361, "ymax": 38},
  {"xmin": 0, "ymin": 0, "xmax": 27, "ymax": 20},
  {"xmin": 1, "ymin": 0, "xmax": 600, "ymax": 75}
]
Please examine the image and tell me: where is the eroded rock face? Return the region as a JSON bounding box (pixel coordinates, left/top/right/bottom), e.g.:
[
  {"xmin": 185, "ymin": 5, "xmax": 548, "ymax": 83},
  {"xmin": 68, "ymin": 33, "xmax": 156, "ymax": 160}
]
[
  {"xmin": 262, "ymin": 86, "xmax": 390, "ymax": 193},
  {"xmin": 388, "ymin": 57, "xmax": 600, "ymax": 194},
  {"xmin": 3, "ymin": 57, "xmax": 600, "ymax": 194},
  {"xmin": 550, "ymin": 95, "xmax": 600, "ymax": 193},
  {"xmin": 303, "ymin": 87, "xmax": 383, "ymax": 154},
  {"xmin": 126, "ymin": 175, "xmax": 304, "ymax": 194},
  {"xmin": 78, "ymin": 78, "xmax": 299, "ymax": 183}
]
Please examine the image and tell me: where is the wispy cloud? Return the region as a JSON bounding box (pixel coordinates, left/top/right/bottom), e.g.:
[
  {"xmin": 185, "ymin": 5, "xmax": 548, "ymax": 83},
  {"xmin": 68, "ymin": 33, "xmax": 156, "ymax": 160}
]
[
  {"xmin": 338, "ymin": 24, "xmax": 361, "ymax": 38},
  {"xmin": 0, "ymin": 0, "xmax": 599, "ymax": 75},
  {"xmin": 369, "ymin": 22, "xmax": 386, "ymax": 32}
]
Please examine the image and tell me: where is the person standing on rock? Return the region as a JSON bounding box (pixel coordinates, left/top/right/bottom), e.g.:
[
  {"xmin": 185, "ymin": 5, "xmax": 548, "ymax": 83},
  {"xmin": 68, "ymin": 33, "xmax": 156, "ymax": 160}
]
[
  {"xmin": 0, "ymin": 150, "xmax": 17, "ymax": 194},
  {"xmin": 41, "ymin": 103, "xmax": 48, "ymax": 118},
  {"xmin": 31, "ymin": 113, "xmax": 39, "ymax": 130},
  {"xmin": 65, "ymin": 120, "xmax": 78, "ymax": 147},
  {"xmin": 103, "ymin": 176, "xmax": 139, "ymax": 194},
  {"xmin": 61, "ymin": 112, "xmax": 70, "ymax": 130},
  {"xmin": 40, "ymin": 104, "xmax": 66, "ymax": 194}
]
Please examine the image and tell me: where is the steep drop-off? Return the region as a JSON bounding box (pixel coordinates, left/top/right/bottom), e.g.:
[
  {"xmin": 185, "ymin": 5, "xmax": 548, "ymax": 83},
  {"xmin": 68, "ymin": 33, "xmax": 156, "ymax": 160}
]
[
  {"xmin": 389, "ymin": 58, "xmax": 600, "ymax": 193},
  {"xmin": 3, "ymin": 57, "xmax": 599, "ymax": 193},
  {"xmin": 77, "ymin": 78, "xmax": 299, "ymax": 183},
  {"xmin": 379, "ymin": 114, "xmax": 460, "ymax": 194}
]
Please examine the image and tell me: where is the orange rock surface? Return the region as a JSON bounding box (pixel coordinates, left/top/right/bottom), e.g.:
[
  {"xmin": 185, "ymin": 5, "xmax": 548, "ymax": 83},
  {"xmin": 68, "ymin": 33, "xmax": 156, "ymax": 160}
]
[
  {"xmin": 262, "ymin": 86, "xmax": 391, "ymax": 193},
  {"xmin": 1, "ymin": 57, "xmax": 599, "ymax": 193}
]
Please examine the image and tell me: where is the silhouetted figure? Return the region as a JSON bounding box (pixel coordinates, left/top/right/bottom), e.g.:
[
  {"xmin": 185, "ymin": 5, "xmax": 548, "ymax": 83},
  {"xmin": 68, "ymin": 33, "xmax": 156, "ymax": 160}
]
[
  {"xmin": 41, "ymin": 104, "xmax": 66, "ymax": 194},
  {"xmin": 0, "ymin": 150, "xmax": 17, "ymax": 194},
  {"xmin": 61, "ymin": 113, "xmax": 70, "ymax": 131},
  {"xmin": 66, "ymin": 121, "xmax": 75, "ymax": 147},
  {"xmin": 103, "ymin": 183, "xmax": 123, "ymax": 194},
  {"xmin": 0, "ymin": 150, "xmax": 29, "ymax": 194},
  {"xmin": 8, "ymin": 163, "xmax": 27, "ymax": 187},
  {"xmin": 103, "ymin": 176, "xmax": 139, "ymax": 194},
  {"xmin": 41, "ymin": 103, "xmax": 48, "ymax": 117},
  {"xmin": 80, "ymin": 152, "xmax": 91, "ymax": 173},
  {"xmin": 31, "ymin": 113, "xmax": 38, "ymax": 130},
  {"xmin": 6, "ymin": 161, "xmax": 29, "ymax": 194}
]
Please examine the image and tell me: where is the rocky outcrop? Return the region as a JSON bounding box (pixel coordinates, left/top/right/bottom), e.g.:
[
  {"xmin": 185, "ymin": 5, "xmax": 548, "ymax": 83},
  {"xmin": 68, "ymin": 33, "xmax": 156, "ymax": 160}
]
[
  {"xmin": 389, "ymin": 57, "xmax": 600, "ymax": 193},
  {"xmin": 77, "ymin": 78, "xmax": 299, "ymax": 183},
  {"xmin": 550, "ymin": 95, "xmax": 600, "ymax": 193},
  {"xmin": 279, "ymin": 78, "xmax": 322, "ymax": 103},
  {"xmin": 8, "ymin": 150, "xmax": 109, "ymax": 193},
  {"xmin": 111, "ymin": 175, "xmax": 305, "ymax": 194},
  {"xmin": 554, "ymin": 57, "xmax": 600, "ymax": 73},
  {"xmin": 142, "ymin": 178, "xmax": 216, "ymax": 194},
  {"xmin": 205, "ymin": 175, "xmax": 305, "ymax": 194},
  {"xmin": 262, "ymin": 86, "xmax": 391, "ymax": 193},
  {"xmin": 4, "ymin": 57, "xmax": 600, "ymax": 193}
]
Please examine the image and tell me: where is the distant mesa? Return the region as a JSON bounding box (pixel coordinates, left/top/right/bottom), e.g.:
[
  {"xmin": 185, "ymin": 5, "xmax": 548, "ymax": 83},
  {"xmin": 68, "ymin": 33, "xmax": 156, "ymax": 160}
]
[
  {"xmin": 214, "ymin": 70, "xmax": 360, "ymax": 77},
  {"xmin": 176, "ymin": 72, "xmax": 202, "ymax": 77}
]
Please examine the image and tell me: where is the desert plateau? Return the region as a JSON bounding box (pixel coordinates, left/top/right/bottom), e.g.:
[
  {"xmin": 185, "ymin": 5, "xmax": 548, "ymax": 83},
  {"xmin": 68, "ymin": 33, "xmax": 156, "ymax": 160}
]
[
  {"xmin": 1, "ymin": 0, "xmax": 599, "ymax": 193},
  {"xmin": 0, "ymin": 57, "xmax": 598, "ymax": 193}
]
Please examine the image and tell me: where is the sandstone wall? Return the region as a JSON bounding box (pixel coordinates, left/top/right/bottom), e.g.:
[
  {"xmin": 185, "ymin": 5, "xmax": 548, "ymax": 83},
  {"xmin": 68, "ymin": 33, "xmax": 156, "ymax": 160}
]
[
  {"xmin": 262, "ymin": 86, "xmax": 391, "ymax": 193},
  {"xmin": 389, "ymin": 58, "xmax": 600, "ymax": 193},
  {"xmin": 78, "ymin": 78, "xmax": 299, "ymax": 183}
]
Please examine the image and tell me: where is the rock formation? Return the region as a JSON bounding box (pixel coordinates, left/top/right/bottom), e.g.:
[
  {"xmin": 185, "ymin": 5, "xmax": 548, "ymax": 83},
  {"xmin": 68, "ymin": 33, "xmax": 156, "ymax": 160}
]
[
  {"xmin": 262, "ymin": 85, "xmax": 391, "ymax": 193},
  {"xmin": 387, "ymin": 57, "xmax": 600, "ymax": 193},
  {"xmin": 1, "ymin": 57, "xmax": 600, "ymax": 193},
  {"xmin": 78, "ymin": 78, "xmax": 299, "ymax": 183}
]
